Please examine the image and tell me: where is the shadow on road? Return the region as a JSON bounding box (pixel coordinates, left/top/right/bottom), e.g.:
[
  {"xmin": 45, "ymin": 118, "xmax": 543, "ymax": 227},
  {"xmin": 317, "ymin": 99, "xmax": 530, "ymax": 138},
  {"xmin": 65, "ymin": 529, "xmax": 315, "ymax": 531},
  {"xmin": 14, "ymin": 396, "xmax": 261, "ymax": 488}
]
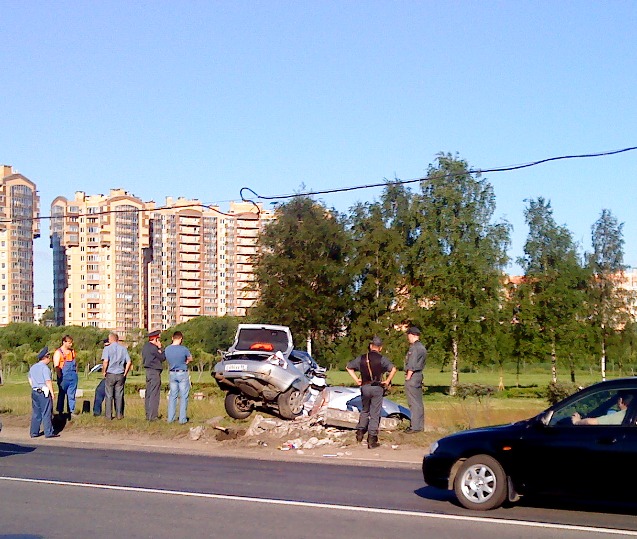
[
  {"xmin": 414, "ymin": 485, "xmax": 456, "ymax": 503},
  {"xmin": 0, "ymin": 442, "xmax": 36, "ymax": 458},
  {"xmin": 518, "ymin": 495, "xmax": 637, "ymax": 517},
  {"xmin": 0, "ymin": 535, "xmax": 45, "ymax": 539},
  {"xmin": 416, "ymin": 484, "xmax": 637, "ymax": 517}
]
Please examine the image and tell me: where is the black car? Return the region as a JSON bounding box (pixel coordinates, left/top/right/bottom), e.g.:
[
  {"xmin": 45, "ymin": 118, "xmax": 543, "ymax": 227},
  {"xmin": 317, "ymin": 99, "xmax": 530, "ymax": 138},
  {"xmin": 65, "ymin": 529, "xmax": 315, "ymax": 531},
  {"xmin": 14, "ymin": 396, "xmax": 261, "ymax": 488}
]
[{"xmin": 423, "ymin": 378, "xmax": 637, "ymax": 510}]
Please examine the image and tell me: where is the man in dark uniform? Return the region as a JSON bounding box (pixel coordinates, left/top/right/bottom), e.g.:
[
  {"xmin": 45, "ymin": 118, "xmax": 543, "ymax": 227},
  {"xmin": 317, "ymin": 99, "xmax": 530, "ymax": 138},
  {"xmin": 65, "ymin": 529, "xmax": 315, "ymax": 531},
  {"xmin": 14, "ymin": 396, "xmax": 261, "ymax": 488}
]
[
  {"xmin": 142, "ymin": 330, "xmax": 165, "ymax": 421},
  {"xmin": 404, "ymin": 326, "xmax": 427, "ymax": 433},
  {"xmin": 346, "ymin": 336, "xmax": 397, "ymax": 449}
]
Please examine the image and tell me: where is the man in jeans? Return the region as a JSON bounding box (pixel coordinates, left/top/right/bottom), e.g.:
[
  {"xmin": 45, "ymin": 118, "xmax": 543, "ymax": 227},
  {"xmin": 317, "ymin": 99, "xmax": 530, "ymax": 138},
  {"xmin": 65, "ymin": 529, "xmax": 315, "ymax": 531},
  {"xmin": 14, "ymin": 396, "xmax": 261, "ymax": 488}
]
[
  {"xmin": 101, "ymin": 332, "xmax": 132, "ymax": 420},
  {"xmin": 165, "ymin": 331, "xmax": 193, "ymax": 424}
]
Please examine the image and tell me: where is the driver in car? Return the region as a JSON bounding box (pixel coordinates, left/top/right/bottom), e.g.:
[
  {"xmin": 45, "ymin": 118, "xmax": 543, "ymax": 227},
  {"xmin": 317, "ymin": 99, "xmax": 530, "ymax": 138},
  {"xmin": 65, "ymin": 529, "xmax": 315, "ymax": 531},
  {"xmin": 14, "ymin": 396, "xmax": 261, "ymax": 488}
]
[{"xmin": 572, "ymin": 393, "xmax": 633, "ymax": 425}]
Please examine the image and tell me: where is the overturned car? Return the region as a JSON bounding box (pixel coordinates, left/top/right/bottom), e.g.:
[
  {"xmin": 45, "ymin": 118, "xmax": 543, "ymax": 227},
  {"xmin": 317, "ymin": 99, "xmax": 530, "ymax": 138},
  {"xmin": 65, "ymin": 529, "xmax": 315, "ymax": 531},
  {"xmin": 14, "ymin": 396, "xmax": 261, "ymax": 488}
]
[{"xmin": 214, "ymin": 324, "xmax": 322, "ymax": 420}]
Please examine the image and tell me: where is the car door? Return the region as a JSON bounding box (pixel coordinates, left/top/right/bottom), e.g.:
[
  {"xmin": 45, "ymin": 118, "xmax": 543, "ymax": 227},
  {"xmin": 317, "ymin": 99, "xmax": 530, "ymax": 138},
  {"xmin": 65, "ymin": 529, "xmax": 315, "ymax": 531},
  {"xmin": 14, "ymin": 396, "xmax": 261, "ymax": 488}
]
[{"xmin": 513, "ymin": 386, "xmax": 633, "ymax": 498}]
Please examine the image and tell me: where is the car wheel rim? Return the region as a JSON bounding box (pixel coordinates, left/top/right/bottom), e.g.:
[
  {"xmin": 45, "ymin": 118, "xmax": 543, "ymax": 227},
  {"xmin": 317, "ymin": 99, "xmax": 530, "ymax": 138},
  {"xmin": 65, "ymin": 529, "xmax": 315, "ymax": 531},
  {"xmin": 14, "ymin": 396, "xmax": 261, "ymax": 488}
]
[
  {"xmin": 460, "ymin": 464, "xmax": 496, "ymax": 504},
  {"xmin": 235, "ymin": 396, "xmax": 251, "ymax": 411},
  {"xmin": 289, "ymin": 390, "xmax": 303, "ymax": 414}
]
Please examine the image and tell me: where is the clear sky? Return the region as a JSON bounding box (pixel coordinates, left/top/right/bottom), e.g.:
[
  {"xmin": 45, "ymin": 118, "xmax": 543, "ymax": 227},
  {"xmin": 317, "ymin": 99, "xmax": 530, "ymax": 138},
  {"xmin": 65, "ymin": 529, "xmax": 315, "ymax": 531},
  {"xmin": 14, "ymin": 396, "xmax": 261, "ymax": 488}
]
[{"xmin": 2, "ymin": 1, "xmax": 636, "ymax": 307}]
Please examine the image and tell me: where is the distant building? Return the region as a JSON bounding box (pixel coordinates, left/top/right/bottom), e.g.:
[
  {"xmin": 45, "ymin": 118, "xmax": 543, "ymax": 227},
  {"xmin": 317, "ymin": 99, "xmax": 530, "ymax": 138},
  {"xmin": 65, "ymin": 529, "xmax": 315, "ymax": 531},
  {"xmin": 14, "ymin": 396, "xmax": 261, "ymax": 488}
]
[
  {"xmin": 51, "ymin": 191, "xmax": 274, "ymax": 337},
  {"xmin": 0, "ymin": 165, "xmax": 40, "ymax": 326}
]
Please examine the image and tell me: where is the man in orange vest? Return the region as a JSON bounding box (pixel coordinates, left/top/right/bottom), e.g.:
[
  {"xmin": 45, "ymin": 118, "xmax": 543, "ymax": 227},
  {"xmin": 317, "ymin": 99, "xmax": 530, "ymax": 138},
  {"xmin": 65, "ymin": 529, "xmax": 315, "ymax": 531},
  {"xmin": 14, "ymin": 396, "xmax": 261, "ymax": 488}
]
[{"xmin": 53, "ymin": 335, "xmax": 78, "ymax": 418}]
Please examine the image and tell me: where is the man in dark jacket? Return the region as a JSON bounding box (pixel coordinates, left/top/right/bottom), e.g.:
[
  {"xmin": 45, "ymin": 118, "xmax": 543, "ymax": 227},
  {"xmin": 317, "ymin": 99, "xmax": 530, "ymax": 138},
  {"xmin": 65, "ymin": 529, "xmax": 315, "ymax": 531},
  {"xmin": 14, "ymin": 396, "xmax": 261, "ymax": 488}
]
[
  {"xmin": 142, "ymin": 330, "xmax": 165, "ymax": 421},
  {"xmin": 404, "ymin": 326, "xmax": 427, "ymax": 433},
  {"xmin": 346, "ymin": 336, "xmax": 396, "ymax": 449}
]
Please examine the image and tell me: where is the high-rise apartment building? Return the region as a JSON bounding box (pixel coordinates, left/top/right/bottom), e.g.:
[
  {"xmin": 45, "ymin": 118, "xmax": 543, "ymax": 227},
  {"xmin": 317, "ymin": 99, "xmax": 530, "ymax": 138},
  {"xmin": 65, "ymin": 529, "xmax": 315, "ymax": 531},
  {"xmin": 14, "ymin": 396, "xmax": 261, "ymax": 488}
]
[
  {"xmin": 51, "ymin": 189, "xmax": 149, "ymax": 335},
  {"xmin": 146, "ymin": 199, "xmax": 274, "ymax": 329},
  {"xmin": 51, "ymin": 191, "xmax": 273, "ymax": 336},
  {"xmin": 0, "ymin": 166, "xmax": 40, "ymax": 325}
]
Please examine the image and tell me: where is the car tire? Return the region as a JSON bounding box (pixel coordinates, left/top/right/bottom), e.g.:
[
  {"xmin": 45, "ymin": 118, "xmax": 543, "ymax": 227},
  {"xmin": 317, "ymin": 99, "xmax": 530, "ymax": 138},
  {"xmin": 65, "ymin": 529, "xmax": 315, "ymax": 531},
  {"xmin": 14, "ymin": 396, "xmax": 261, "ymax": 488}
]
[
  {"xmin": 453, "ymin": 454, "xmax": 508, "ymax": 511},
  {"xmin": 224, "ymin": 392, "xmax": 254, "ymax": 419},
  {"xmin": 278, "ymin": 387, "xmax": 304, "ymax": 419}
]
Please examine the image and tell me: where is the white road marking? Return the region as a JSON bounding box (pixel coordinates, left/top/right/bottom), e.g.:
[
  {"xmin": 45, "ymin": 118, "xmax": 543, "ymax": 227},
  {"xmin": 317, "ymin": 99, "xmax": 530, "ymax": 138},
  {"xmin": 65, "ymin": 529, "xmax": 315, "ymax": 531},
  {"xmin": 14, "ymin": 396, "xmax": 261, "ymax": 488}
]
[{"xmin": 0, "ymin": 476, "xmax": 635, "ymax": 536}]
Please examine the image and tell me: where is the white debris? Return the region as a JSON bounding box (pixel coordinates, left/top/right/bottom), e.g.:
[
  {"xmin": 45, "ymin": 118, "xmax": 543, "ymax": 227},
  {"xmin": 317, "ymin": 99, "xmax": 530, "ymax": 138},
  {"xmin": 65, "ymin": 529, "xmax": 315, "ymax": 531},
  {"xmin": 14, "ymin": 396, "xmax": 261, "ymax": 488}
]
[{"xmin": 189, "ymin": 426, "xmax": 205, "ymax": 441}]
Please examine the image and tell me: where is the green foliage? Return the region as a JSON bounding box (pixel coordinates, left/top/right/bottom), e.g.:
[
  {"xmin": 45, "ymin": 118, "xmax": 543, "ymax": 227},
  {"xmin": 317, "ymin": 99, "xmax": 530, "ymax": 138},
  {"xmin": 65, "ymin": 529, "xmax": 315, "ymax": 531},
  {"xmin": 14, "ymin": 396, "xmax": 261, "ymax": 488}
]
[
  {"xmin": 454, "ymin": 383, "xmax": 497, "ymax": 400},
  {"xmin": 546, "ymin": 381, "xmax": 582, "ymax": 405},
  {"xmin": 406, "ymin": 154, "xmax": 511, "ymax": 393},
  {"xmin": 251, "ymin": 196, "xmax": 353, "ymax": 356},
  {"xmin": 515, "ymin": 198, "xmax": 590, "ymax": 381}
]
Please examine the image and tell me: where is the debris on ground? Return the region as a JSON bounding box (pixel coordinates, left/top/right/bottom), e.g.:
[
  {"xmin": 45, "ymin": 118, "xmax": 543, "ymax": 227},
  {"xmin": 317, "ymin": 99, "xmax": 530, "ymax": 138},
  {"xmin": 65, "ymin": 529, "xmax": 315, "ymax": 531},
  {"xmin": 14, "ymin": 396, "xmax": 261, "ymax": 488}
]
[{"xmin": 189, "ymin": 426, "xmax": 205, "ymax": 441}]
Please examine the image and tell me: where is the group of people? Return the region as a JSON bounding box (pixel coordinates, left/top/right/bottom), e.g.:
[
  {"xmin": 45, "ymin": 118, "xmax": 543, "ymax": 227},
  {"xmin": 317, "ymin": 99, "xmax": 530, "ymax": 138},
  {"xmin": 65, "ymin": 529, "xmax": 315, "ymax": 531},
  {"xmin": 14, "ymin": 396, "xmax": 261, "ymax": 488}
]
[
  {"xmin": 28, "ymin": 330, "xmax": 194, "ymax": 438},
  {"xmin": 29, "ymin": 325, "xmax": 427, "ymax": 446}
]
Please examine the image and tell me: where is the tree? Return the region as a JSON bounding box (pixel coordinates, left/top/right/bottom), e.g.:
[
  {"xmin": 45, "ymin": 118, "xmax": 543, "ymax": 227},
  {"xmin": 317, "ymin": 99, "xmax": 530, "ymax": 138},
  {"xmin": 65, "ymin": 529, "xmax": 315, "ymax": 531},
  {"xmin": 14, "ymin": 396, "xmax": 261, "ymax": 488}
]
[
  {"xmin": 587, "ymin": 209, "xmax": 629, "ymax": 380},
  {"xmin": 251, "ymin": 196, "xmax": 353, "ymax": 360},
  {"xmin": 347, "ymin": 182, "xmax": 413, "ymax": 352},
  {"xmin": 407, "ymin": 154, "xmax": 510, "ymax": 394},
  {"xmin": 517, "ymin": 198, "xmax": 589, "ymax": 382}
]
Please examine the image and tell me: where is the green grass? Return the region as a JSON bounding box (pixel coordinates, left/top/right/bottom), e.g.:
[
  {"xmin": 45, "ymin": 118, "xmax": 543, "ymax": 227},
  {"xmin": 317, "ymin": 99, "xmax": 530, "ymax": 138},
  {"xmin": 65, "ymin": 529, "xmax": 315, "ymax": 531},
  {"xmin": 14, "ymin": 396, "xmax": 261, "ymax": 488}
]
[{"xmin": 2, "ymin": 367, "xmax": 632, "ymax": 441}]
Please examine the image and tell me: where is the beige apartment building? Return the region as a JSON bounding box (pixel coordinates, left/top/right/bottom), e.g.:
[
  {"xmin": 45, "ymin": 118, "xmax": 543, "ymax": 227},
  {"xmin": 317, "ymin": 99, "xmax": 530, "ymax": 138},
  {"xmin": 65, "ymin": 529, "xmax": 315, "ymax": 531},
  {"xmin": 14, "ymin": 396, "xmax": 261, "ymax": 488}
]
[
  {"xmin": 0, "ymin": 166, "xmax": 40, "ymax": 326},
  {"xmin": 51, "ymin": 191, "xmax": 273, "ymax": 337}
]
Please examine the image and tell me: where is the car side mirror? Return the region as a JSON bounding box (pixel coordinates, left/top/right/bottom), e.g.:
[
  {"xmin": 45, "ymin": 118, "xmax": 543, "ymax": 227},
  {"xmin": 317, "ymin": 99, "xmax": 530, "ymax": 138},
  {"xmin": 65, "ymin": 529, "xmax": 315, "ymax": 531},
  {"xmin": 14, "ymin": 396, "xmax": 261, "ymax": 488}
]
[{"xmin": 538, "ymin": 411, "xmax": 552, "ymax": 427}]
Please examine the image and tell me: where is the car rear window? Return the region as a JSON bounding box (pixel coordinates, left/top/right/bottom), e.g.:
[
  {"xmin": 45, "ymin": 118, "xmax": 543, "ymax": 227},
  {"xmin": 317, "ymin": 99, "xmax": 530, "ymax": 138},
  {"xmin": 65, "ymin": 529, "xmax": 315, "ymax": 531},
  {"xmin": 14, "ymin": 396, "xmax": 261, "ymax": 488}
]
[{"xmin": 235, "ymin": 328, "xmax": 290, "ymax": 353}]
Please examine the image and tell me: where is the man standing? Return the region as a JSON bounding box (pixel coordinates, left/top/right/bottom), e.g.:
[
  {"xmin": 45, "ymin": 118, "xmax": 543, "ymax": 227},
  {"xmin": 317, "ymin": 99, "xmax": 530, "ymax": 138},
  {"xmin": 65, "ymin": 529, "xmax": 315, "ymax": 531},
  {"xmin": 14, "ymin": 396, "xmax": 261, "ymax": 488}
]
[
  {"xmin": 28, "ymin": 347, "xmax": 59, "ymax": 439},
  {"xmin": 53, "ymin": 335, "xmax": 77, "ymax": 418},
  {"xmin": 101, "ymin": 332, "xmax": 132, "ymax": 420},
  {"xmin": 142, "ymin": 330, "xmax": 165, "ymax": 421},
  {"xmin": 165, "ymin": 331, "xmax": 193, "ymax": 424},
  {"xmin": 93, "ymin": 338, "xmax": 110, "ymax": 416},
  {"xmin": 346, "ymin": 336, "xmax": 397, "ymax": 449},
  {"xmin": 404, "ymin": 326, "xmax": 426, "ymax": 433}
]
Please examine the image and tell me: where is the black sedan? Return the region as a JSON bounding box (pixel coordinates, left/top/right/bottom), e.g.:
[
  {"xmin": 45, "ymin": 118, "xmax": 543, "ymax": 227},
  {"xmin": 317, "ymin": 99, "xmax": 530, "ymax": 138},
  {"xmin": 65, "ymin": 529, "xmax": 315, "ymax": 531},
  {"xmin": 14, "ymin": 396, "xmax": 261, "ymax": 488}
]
[{"xmin": 423, "ymin": 378, "xmax": 637, "ymax": 510}]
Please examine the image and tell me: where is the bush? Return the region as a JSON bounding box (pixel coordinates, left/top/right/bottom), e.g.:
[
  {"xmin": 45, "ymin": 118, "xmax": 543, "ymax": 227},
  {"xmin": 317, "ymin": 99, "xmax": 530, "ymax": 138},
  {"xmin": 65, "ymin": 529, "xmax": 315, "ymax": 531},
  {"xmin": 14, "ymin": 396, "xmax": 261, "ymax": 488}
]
[
  {"xmin": 546, "ymin": 381, "xmax": 582, "ymax": 405},
  {"xmin": 454, "ymin": 383, "xmax": 496, "ymax": 400},
  {"xmin": 497, "ymin": 386, "xmax": 546, "ymax": 399}
]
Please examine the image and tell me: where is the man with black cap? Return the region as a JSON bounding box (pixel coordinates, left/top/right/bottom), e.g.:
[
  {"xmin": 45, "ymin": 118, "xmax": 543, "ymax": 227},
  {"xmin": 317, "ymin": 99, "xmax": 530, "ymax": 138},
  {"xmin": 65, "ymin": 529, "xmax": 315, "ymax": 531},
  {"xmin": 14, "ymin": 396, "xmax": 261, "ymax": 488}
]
[
  {"xmin": 28, "ymin": 347, "xmax": 58, "ymax": 438},
  {"xmin": 404, "ymin": 326, "xmax": 427, "ymax": 433},
  {"xmin": 346, "ymin": 336, "xmax": 397, "ymax": 449},
  {"xmin": 142, "ymin": 330, "xmax": 165, "ymax": 421}
]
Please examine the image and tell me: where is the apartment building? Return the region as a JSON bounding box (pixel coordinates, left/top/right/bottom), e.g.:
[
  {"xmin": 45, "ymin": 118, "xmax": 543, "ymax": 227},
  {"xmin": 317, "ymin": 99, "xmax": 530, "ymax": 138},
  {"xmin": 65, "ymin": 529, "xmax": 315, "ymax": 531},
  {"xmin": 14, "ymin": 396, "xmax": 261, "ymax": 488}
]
[
  {"xmin": 0, "ymin": 166, "xmax": 40, "ymax": 325},
  {"xmin": 146, "ymin": 199, "xmax": 274, "ymax": 329},
  {"xmin": 51, "ymin": 189, "xmax": 149, "ymax": 335},
  {"xmin": 51, "ymin": 191, "xmax": 274, "ymax": 336}
]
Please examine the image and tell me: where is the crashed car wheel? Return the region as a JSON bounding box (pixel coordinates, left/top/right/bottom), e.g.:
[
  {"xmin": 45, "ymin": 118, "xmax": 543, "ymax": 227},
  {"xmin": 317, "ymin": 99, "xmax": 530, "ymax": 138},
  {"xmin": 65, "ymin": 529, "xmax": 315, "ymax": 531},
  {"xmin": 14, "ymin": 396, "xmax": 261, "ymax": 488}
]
[
  {"xmin": 224, "ymin": 392, "xmax": 254, "ymax": 419},
  {"xmin": 277, "ymin": 387, "xmax": 304, "ymax": 419},
  {"xmin": 453, "ymin": 454, "xmax": 508, "ymax": 511}
]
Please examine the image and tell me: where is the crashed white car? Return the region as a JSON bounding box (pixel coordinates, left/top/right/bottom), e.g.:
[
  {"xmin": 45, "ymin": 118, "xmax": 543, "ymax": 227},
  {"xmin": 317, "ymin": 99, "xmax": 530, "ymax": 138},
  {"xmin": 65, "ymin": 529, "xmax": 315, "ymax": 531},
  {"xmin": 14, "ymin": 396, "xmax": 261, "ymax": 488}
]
[{"xmin": 214, "ymin": 324, "xmax": 321, "ymax": 420}]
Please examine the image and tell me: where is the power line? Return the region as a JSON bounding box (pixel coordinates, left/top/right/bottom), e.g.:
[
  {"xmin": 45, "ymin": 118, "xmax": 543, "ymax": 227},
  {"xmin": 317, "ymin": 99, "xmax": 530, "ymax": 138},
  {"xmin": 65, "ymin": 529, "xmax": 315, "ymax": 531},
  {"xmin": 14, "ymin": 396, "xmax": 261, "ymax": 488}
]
[{"xmin": 240, "ymin": 146, "xmax": 637, "ymax": 202}]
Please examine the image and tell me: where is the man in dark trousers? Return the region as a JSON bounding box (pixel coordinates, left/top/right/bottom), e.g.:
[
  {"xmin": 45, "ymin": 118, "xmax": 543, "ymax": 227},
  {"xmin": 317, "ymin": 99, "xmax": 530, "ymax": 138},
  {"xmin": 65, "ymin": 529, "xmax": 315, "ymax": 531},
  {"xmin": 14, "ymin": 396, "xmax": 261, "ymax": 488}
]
[
  {"xmin": 28, "ymin": 347, "xmax": 59, "ymax": 438},
  {"xmin": 346, "ymin": 336, "xmax": 396, "ymax": 449},
  {"xmin": 142, "ymin": 330, "xmax": 165, "ymax": 421},
  {"xmin": 101, "ymin": 332, "xmax": 132, "ymax": 420},
  {"xmin": 404, "ymin": 326, "xmax": 427, "ymax": 433}
]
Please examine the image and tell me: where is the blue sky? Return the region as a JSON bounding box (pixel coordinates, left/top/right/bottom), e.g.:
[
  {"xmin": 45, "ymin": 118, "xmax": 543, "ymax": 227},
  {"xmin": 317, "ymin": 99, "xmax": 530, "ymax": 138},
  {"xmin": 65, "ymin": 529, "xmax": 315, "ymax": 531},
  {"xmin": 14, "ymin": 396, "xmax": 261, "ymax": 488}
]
[{"xmin": 2, "ymin": 1, "xmax": 636, "ymax": 306}]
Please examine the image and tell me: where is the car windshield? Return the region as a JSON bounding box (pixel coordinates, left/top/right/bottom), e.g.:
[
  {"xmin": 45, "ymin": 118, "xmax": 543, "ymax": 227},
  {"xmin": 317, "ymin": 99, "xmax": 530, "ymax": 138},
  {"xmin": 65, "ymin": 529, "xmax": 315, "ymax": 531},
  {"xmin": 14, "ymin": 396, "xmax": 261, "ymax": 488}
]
[{"xmin": 234, "ymin": 328, "xmax": 291, "ymax": 354}]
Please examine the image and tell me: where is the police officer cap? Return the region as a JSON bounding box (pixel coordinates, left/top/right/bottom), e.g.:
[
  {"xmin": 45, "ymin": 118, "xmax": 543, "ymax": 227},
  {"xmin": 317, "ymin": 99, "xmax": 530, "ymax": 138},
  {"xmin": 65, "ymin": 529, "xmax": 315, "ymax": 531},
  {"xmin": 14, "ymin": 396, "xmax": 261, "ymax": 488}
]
[
  {"xmin": 147, "ymin": 330, "xmax": 161, "ymax": 339},
  {"xmin": 37, "ymin": 346, "xmax": 50, "ymax": 360},
  {"xmin": 370, "ymin": 335, "xmax": 383, "ymax": 347},
  {"xmin": 407, "ymin": 326, "xmax": 421, "ymax": 336}
]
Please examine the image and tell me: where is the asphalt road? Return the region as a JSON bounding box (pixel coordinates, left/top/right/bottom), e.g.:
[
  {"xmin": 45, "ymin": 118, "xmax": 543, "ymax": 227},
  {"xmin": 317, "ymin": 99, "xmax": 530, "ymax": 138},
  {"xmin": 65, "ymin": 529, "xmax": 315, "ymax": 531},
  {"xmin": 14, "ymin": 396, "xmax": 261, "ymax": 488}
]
[{"xmin": 1, "ymin": 441, "xmax": 636, "ymax": 538}]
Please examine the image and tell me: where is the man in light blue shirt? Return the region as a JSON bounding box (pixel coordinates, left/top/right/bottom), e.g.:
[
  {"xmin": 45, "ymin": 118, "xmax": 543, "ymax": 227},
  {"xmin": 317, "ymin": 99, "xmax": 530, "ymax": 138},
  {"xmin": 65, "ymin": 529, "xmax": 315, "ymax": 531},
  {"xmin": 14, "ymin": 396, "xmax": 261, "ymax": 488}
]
[
  {"xmin": 28, "ymin": 347, "xmax": 58, "ymax": 438},
  {"xmin": 101, "ymin": 332, "xmax": 132, "ymax": 420},
  {"xmin": 165, "ymin": 331, "xmax": 193, "ymax": 424}
]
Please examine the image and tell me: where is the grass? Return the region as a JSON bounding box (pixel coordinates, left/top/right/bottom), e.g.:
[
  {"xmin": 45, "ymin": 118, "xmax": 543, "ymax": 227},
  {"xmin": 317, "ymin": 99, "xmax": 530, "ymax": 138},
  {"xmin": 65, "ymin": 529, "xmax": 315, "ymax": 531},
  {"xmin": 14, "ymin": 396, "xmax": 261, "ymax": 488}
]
[{"xmin": 1, "ymin": 366, "xmax": 630, "ymax": 443}]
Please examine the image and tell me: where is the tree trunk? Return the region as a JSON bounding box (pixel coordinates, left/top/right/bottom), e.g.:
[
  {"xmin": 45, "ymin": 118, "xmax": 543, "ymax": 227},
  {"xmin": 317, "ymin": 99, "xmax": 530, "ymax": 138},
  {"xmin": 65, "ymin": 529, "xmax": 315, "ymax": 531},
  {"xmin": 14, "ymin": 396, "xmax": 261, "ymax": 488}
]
[
  {"xmin": 450, "ymin": 335, "xmax": 459, "ymax": 396},
  {"xmin": 601, "ymin": 329, "xmax": 607, "ymax": 381},
  {"xmin": 550, "ymin": 334, "xmax": 557, "ymax": 383}
]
